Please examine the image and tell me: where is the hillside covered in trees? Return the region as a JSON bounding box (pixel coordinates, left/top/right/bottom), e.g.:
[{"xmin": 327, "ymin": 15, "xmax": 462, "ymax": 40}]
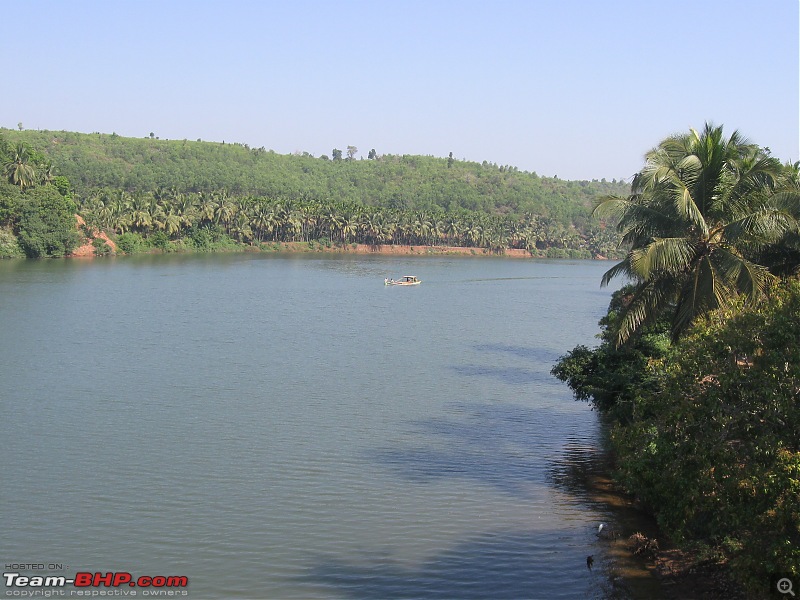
[
  {"xmin": 0, "ymin": 127, "xmax": 629, "ymax": 258},
  {"xmin": 1, "ymin": 128, "xmax": 627, "ymax": 221}
]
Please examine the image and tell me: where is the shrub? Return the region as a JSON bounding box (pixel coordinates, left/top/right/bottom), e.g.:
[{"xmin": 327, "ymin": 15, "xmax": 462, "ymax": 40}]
[
  {"xmin": 15, "ymin": 186, "xmax": 81, "ymax": 257},
  {"xmin": 115, "ymin": 232, "xmax": 145, "ymax": 254},
  {"xmin": 613, "ymin": 280, "xmax": 800, "ymax": 587},
  {"xmin": 92, "ymin": 237, "xmax": 112, "ymax": 256},
  {"xmin": 0, "ymin": 227, "xmax": 23, "ymax": 258},
  {"xmin": 148, "ymin": 231, "xmax": 170, "ymax": 250}
]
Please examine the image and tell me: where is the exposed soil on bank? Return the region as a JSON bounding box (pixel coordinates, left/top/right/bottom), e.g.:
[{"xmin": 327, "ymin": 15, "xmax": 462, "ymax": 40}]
[
  {"xmin": 69, "ymin": 239, "xmax": 614, "ymax": 259},
  {"xmin": 245, "ymin": 242, "xmax": 535, "ymax": 258},
  {"xmin": 71, "ymin": 215, "xmax": 118, "ymax": 257}
]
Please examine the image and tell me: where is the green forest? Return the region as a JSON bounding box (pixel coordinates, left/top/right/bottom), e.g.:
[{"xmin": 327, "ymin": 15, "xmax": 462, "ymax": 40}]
[
  {"xmin": 552, "ymin": 124, "xmax": 800, "ymax": 592},
  {"xmin": 0, "ymin": 127, "xmax": 627, "ymax": 258}
]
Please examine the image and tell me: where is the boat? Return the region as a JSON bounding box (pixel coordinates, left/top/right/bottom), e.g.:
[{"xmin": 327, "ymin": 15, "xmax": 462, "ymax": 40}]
[{"xmin": 385, "ymin": 275, "xmax": 421, "ymax": 286}]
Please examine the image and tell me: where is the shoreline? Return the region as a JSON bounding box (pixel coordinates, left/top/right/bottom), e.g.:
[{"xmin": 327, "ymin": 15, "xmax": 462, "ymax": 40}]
[
  {"xmin": 68, "ymin": 239, "xmax": 612, "ymax": 260},
  {"xmin": 581, "ymin": 457, "xmax": 746, "ymax": 599},
  {"xmin": 260, "ymin": 242, "xmax": 536, "ymax": 258}
]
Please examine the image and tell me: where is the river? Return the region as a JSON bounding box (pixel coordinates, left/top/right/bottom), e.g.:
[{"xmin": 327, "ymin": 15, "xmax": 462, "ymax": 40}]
[{"xmin": 0, "ymin": 254, "xmax": 662, "ymax": 599}]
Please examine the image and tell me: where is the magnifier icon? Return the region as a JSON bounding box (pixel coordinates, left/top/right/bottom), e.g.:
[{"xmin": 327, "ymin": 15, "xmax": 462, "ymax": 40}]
[{"xmin": 778, "ymin": 578, "xmax": 796, "ymax": 596}]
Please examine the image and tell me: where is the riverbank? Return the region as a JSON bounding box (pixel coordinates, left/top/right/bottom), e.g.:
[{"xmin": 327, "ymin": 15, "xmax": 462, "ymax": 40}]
[
  {"xmin": 580, "ymin": 450, "xmax": 746, "ymax": 599},
  {"xmin": 68, "ymin": 237, "xmax": 614, "ymax": 260},
  {"xmin": 258, "ymin": 241, "xmax": 536, "ymax": 258}
]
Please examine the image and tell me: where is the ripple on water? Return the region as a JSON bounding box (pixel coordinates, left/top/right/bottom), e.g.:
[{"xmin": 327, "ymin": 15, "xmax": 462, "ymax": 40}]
[{"xmin": 0, "ymin": 256, "xmax": 663, "ymax": 598}]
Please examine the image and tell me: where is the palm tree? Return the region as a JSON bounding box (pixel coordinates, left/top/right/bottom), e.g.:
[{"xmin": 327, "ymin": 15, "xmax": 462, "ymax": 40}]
[
  {"xmin": 161, "ymin": 207, "xmax": 183, "ymax": 237},
  {"xmin": 38, "ymin": 161, "xmax": 56, "ymax": 185},
  {"xmin": 127, "ymin": 193, "xmax": 154, "ymax": 233},
  {"xmin": 596, "ymin": 123, "xmax": 795, "ymax": 345},
  {"xmin": 4, "ymin": 143, "xmax": 36, "ymax": 189},
  {"xmin": 212, "ymin": 192, "xmax": 235, "ymax": 232},
  {"xmin": 197, "ymin": 193, "xmax": 216, "ymax": 225},
  {"xmin": 444, "ymin": 217, "xmax": 460, "ymax": 245},
  {"xmin": 251, "ymin": 203, "xmax": 275, "ymax": 242}
]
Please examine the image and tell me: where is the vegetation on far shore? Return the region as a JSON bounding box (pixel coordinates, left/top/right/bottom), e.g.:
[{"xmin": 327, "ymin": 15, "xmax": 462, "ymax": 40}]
[
  {"xmin": 0, "ymin": 127, "xmax": 627, "ymax": 259},
  {"xmin": 553, "ymin": 124, "xmax": 800, "ymax": 593}
]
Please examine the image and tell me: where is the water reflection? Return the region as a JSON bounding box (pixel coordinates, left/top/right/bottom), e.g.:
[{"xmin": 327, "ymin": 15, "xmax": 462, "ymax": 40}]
[
  {"xmin": 367, "ymin": 402, "xmax": 664, "ymax": 599},
  {"xmin": 371, "ymin": 402, "xmax": 559, "ymax": 499},
  {"xmin": 304, "ymin": 529, "xmax": 622, "ymax": 600},
  {"xmin": 473, "ymin": 343, "xmax": 563, "ymax": 363},
  {"xmin": 548, "ymin": 438, "xmax": 666, "ymax": 599}
]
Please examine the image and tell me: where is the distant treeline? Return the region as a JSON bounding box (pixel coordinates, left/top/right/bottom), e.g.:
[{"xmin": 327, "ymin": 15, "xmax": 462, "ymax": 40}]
[
  {"xmin": 0, "ymin": 128, "xmax": 629, "ymax": 257},
  {"xmin": 0, "ymin": 128, "xmax": 627, "ymax": 224}
]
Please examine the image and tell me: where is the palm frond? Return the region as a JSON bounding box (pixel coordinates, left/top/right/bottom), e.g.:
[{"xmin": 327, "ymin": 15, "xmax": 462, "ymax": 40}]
[
  {"xmin": 615, "ymin": 278, "xmax": 675, "ymax": 346},
  {"xmin": 592, "ymin": 195, "xmax": 630, "ymax": 221},
  {"xmin": 722, "ymin": 207, "xmax": 795, "ymax": 245},
  {"xmin": 766, "ymin": 191, "xmax": 800, "ymax": 218},
  {"xmin": 629, "ymin": 237, "xmax": 696, "ymax": 278},
  {"xmin": 712, "ymin": 246, "xmax": 773, "ymax": 301},
  {"xmin": 601, "ymin": 257, "xmax": 637, "ymax": 287}
]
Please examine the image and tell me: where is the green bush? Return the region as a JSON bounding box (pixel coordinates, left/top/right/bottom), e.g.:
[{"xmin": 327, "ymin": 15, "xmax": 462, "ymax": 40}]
[
  {"xmin": 148, "ymin": 231, "xmax": 171, "ymax": 250},
  {"xmin": 0, "ymin": 227, "xmax": 23, "ymax": 258},
  {"xmin": 546, "ymin": 247, "xmax": 567, "ymax": 259},
  {"xmin": 612, "ymin": 280, "xmax": 800, "ymax": 588},
  {"xmin": 115, "ymin": 232, "xmax": 145, "ymax": 254},
  {"xmin": 551, "ymin": 285, "xmax": 672, "ymax": 422},
  {"xmin": 92, "ymin": 237, "xmax": 112, "ymax": 256},
  {"xmin": 15, "ymin": 186, "xmax": 81, "ymax": 257}
]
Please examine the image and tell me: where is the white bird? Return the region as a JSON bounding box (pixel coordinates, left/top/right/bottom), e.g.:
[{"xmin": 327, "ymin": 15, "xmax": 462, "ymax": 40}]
[{"xmin": 597, "ymin": 523, "xmax": 618, "ymax": 540}]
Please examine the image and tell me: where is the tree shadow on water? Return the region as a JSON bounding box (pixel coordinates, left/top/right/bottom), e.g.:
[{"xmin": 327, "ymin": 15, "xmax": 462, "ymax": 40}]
[
  {"xmin": 450, "ymin": 364, "xmax": 551, "ymax": 385},
  {"xmin": 473, "ymin": 343, "xmax": 563, "ymax": 364},
  {"xmin": 450, "ymin": 344, "xmax": 564, "ymax": 385},
  {"xmin": 548, "ymin": 440, "xmax": 661, "ymax": 541},
  {"xmin": 328, "ymin": 404, "xmax": 644, "ymax": 599},
  {"xmin": 370, "ymin": 402, "xmax": 570, "ymax": 499},
  {"xmin": 302, "ymin": 529, "xmax": 628, "ymax": 600}
]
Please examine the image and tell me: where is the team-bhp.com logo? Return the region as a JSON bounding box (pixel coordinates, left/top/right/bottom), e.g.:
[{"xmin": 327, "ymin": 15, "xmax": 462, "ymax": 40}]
[{"xmin": 4, "ymin": 572, "xmax": 188, "ymax": 595}]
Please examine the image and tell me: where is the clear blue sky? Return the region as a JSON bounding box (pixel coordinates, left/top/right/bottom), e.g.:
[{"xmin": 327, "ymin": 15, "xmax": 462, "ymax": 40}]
[{"xmin": 3, "ymin": 0, "xmax": 798, "ymax": 181}]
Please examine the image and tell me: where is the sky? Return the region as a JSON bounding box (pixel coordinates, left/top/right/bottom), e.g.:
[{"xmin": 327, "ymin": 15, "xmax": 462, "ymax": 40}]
[{"xmin": 3, "ymin": 0, "xmax": 798, "ymax": 181}]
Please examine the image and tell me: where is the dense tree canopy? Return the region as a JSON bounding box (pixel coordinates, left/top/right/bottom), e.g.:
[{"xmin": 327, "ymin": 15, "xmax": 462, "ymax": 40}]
[
  {"xmin": 0, "ymin": 128, "xmax": 627, "ymax": 226},
  {"xmin": 553, "ymin": 125, "xmax": 800, "ymax": 592},
  {"xmin": 596, "ymin": 124, "xmax": 799, "ymax": 345},
  {"xmin": 0, "ymin": 128, "xmax": 636, "ymax": 258}
]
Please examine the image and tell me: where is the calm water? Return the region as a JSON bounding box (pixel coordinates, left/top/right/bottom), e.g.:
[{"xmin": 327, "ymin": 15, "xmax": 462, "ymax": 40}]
[{"xmin": 0, "ymin": 254, "xmax": 659, "ymax": 599}]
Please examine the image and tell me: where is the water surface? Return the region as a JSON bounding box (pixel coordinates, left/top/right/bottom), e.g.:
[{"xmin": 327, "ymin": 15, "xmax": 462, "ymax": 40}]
[{"xmin": 0, "ymin": 254, "xmax": 659, "ymax": 598}]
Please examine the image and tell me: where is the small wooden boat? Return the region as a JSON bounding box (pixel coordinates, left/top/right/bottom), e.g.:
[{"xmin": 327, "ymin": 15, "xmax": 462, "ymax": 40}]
[{"xmin": 385, "ymin": 275, "xmax": 421, "ymax": 286}]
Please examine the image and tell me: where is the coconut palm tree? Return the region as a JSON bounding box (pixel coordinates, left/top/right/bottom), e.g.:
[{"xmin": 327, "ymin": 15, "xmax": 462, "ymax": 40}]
[
  {"xmin": 596, "ymin": 123, "xmax": 795, "ymax": 345},
  {"xmin": 4, "ymin": 143, "xmax": 36, "ymax": 189},
  {"xmin": 127, "ymin": 193, "xmax": 154, "ymax": 233},
  {"xmin": 37, "ymin": 161, "xmax": 56, "ymax": 186},
  {"xmin": 161, "ymin": 206, "xmax": 183, "ymax": 237},
  {"xmin": 212, "ymin": 192, "xmax": 235, "ymax": 232}
]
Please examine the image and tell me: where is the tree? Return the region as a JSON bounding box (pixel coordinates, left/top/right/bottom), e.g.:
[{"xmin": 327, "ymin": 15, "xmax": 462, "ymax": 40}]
[
  {"xmin": 612, "ymin": 279, "xmax": 800, "ymax": 586},
  {"xmin": 595, "ymin": 123, "xmax": 796, "ymax": 345},
  {"xmin": 331, "ymin": 148, "xmax": 342, "ymax": 161},
  {"xmin": 346, "ymin": 146, "xmax": 358, "ymax": 160},
  {"xmin": 15, "ymin": 185, "xmax": 81, "ymax": 257},
  {"xmin": 4, "ymin": 143, "xmax": 36, "ymax": 189},
  {"xmin": 368, "ymin": 149, "xmax": 377, "ymax": 160}
]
